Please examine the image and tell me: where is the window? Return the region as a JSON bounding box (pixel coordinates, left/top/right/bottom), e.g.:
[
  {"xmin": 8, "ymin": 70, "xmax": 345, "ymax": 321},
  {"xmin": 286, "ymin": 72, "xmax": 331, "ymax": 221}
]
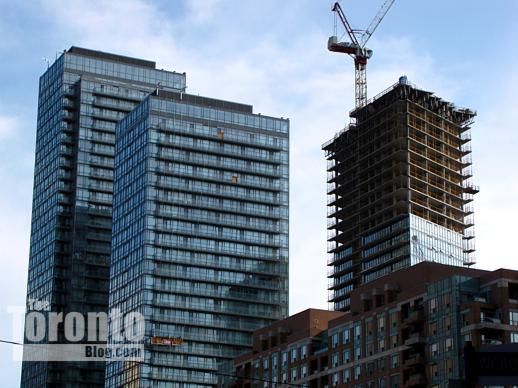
[
  {"xmin": 443, "ymin": 293, "xmax": 451, "ymax": 308},
  {"xmin": 390, "ymin": 374, "xmax": 399, "ymax": 388},
  {"xmin": 510, "ymin": 310, "xmax": 518, "ymax": 325},
  {"xmin": 333, "ymin": 372, "xmax": 339, "ymax": 386},
  {"xmin": 282, "ymin": 372, "xmax": 287, "ymax": 383},
  {"xmin": 446, "ymin": 359, "xmax": 453, "ymax": 375},
  {"xmin": 366, "ymin": 342, "xmax": 374, "ymax": 356},
  {"xmin": 390, "ymin": 311, "xmax": 398, "ymax": 329},
  {"xmin": 332, "ymin": 333, "xmax": 339, "ymax": 348},
  {"xmin": 429, "ymin": 321, "xmax": 437, "ymax": 336},
  {"xmin": 301, "ymin": 344, "xmax": 308, "ymax": 359},
  {"xmin": 429, "ymin": 297, "xmax": 437, "ymax": 314},
  {"xmin": 430, "ymin": 363, "xmax": 438, "ymax": 377},
  {"xmin": 378, "ymin": 313, "xmax": 385, "ymax": 333},
  {"xmin": 263, "ymin": 357, "xmax": 269, "ymax": 370},
  {"xmin": 332, "ymin": 352, "xmax": 339, "ymax": 367},
  {"xmin": 366, "ymin": 319, "xmax": 374, "ymax": 336},
  {"xmin": 291, "ymin": 367, "xmax": 297, "ymax": 381},
  {"xmin": 391, "ymin": 334, "xmax": 398, "ymax": 348},
  {"xmin": 445, "ymin": 337, "xmax": 453, "ymax": 352},
  {"xmin": 379, "ymin": 377, "xmax": 386, "ymax": 388},
  {"xmin": 378, "ymin": 338, "xmax": 385, "ymax": 352},
  {"xmin": 354, "ymin": 365, "xmax": 361, "ymax": 380},
  {"xmin": 291, "ymin": 348, "xmax": 297, "ymax": 363},
  {"xmin": 343, "ymin": 349, "xmax": 350, "ymax": 363},
  {"xmin": 355, "ymin": 346, "xmax": 361, "ymax": 360},
  {"xmin": 391, "ymin": 354, "xmax": 398, "ymax": 369},
  {"xmin": 430, "ymin": 343, "xmax": 438, "ymax": 357},
  {"xmin": 511, "ymin": 332, "xmax": 518, "ymax": 343},
  {"xmin": 343, "ymin": 368, "xmax": 351, "ymax": 383},
  {"xmin": 366, "ymin": 362, "xmax": 374, "ymax": 376},
  {"xmin": 281, "ymin": 351, "xmax": 287, "ymax": 366},
  {"xmin": 343, "ymin": 328, "xmax": 351, "ymax": 344},
  {"xmin": 302, "ymin": 365, "xmax": 307, "ymax": 378},
  {"xmin": 354, "ymin": 323, "xmax": 361, "ymax": 339},
  {"xmin": 444, "ymin": 316, "xmax": 451, "ymax": 330}
]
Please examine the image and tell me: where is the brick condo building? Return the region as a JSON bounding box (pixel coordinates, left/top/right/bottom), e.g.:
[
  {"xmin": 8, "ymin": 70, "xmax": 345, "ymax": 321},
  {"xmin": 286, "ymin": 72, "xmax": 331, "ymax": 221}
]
[{"xmin": 223, "ymin": 262, "xmax": 518, "ymax": 388}]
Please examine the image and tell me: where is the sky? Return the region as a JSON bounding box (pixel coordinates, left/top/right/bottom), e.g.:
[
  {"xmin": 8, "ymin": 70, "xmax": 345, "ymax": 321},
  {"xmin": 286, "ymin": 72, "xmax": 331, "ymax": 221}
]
[{"xmin": 0, "ymin": 0, "xmax": 517, "ymax": 385}]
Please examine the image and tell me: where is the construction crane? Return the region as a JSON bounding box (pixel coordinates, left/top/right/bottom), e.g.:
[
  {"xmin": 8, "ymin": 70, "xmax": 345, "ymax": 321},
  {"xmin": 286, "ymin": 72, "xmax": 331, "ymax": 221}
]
[{"xmin": 328, "ymin": 0, "xmax": 396, "ymax": 108}]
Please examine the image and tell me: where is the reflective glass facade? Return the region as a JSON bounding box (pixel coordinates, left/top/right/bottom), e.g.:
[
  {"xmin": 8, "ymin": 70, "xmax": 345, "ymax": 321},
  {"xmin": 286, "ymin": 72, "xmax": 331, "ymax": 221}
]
[
  {"xmin": 106, "ymin": 91, "xmax": 289, "ymax": 387},
  {"xmin": 22, "ymin": 47, "xmax": 185, "ymax": 387}
]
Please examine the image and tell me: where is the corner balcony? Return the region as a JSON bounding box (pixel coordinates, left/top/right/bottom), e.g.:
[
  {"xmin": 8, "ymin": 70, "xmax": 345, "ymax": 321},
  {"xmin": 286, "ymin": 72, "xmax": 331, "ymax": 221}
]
[
  {"xmin": 403, "ymin": 309, "xmax": 425, "ymax": 326},
  {"xmin": 404, "ymin": 373, "xmax": 426, "ymax": 387},
  {"xmin": 403, "ymin": 354, "xmax": 425, "ymax": 368},
  {"xmin": 404, "ymin": 333, "xmax": 426, "ymax": 347}
]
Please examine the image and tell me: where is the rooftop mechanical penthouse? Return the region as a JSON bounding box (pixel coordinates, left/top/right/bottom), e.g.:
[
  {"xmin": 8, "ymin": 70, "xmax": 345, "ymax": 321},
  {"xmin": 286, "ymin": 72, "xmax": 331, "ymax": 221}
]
[{"xmin": 323, "ymin": 77, "xmax": 478, "ymax": 311}]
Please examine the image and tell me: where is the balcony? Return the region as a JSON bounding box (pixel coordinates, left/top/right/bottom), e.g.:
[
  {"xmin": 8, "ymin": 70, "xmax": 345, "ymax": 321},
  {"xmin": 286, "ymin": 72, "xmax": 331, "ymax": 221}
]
[
  {"xmin": 404, "ymin": 333, "xmax": 426, "ymax": 346},
  {"xmin": 404, "ymin": 354, "xmax": 425, "ymax": 368},
  {"xmin": 481, "ymin": 315, "xmax": 501, "ymax": 324},
  {"xmin": 463, "ymin": 183, "xmax": 480, "ymax": 194},
  {"xmin": 92, "ymin": 87, "xmax": 143, "ymax": 102},
  {"xmin": 63, "ymin": 99, "xmax": 76, "ymax": 109},
  {"xmin": 481, "ymin": 338, "xmax": 503, "ymax": 346},
  {"xmin": 404, "ymin": 309, "xmax": 425, "ymax": 325},
  {"xmin": 463, "ymin": 228, "xmax": 475, "ymax": 240},
  {"xmin": 404, "ymin": 373, "xmax": 426, "ymax": 387},
  {"xmin": 474, "ymin": 314, "xmax": 504, "ymax": 333},
  {"xmin": 62, "ymin": 111, "xmax": 75, "ymax": 122},
  {"xmin": 460, "ymin": 143, "xmax": 472, "ymax": 154},
  {"xmin": 461, "ymin": 314, "xmax": 507, "ymax": 334},
  {"xmin": 460, "ymin": 130, "xmax": 472, "ymax": 142},
  {"xmin": 92, "ymin": 98, "xmax": 136, "ymax": 113}
]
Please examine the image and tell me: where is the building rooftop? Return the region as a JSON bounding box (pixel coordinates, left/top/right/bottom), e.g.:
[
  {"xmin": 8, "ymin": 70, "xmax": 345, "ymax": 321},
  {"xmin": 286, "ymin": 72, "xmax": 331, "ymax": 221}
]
[
  {"xmin": 151, "ymin": 89, "xmax": 254, "ymax": 114},
  {"xmin": 68, "ymin": 46, "xmax": 157, "ymax": 69},
  {"xmin": 330, "ymin": 261, "xmax": 488, "ymax": 327},
  {"xmin": 350, "ymin": 77, "xmax": 476, "ymax": 124},
  {"xmin": 235, "ymin": 309, "xmax": 344, "ymax": 364}
]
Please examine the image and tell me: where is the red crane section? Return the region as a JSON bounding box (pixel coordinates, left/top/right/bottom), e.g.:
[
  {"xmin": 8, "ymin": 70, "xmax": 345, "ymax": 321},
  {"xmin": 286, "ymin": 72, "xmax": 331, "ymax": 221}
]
[{"xmin": 328, "ymin": 0, "xmax": 396, "ymax": 109}]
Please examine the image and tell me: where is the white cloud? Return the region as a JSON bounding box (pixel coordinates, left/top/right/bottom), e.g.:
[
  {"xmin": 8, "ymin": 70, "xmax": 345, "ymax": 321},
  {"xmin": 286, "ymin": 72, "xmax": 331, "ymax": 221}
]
[
  {"xmin": 184, "ymin": 0, "xmax": 222, "ymax": 24},
  {"xmin": 0, "ymin": 115, "xmax": 19, "ymax": 141},
  {"xmin": 469, "ymin": 69, "xmax": 518, "ymax": 271},
  {"xmin": 0, "ymin": 112, "xmax": 32, "ymax": 386}
]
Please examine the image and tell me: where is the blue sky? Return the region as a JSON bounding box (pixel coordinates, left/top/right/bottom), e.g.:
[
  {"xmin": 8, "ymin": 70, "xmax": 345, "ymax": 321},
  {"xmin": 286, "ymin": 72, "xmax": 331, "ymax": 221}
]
[{"xmin": 0, "ymin": 0, "xmax": 517, "ymax": 385}]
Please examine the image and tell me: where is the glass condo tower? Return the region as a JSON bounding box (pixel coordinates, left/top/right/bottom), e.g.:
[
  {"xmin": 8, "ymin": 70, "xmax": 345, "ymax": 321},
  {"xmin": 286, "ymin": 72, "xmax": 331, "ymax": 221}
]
[
  {"xmin": 22, "ymin": 47, "xmax": 185, "ymax": 387},
  {"xmin": 105, "ymin": 90, "xmax": 289, "ymax": 386}
]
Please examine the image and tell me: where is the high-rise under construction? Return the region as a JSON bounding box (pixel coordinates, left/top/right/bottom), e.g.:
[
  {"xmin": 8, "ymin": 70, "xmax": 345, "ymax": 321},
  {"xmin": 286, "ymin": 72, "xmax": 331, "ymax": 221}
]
[{"xmin": 323, "ymin": 77, "xmax": 478, "ymax": 311}]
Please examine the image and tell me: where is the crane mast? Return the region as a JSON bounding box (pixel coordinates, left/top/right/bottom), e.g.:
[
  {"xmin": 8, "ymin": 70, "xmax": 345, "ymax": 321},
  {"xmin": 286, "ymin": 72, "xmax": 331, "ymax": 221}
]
[{"xmin": 328, "ymin": 0, "xmax": 396, "ymax": 109}]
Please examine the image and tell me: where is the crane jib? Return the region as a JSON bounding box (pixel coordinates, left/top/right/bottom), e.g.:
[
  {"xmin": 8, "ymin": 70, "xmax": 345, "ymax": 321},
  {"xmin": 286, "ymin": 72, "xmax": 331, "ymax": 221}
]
[{"xmin": 329, "ymin": 0, "xmax": 397, "ymax": 108}]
